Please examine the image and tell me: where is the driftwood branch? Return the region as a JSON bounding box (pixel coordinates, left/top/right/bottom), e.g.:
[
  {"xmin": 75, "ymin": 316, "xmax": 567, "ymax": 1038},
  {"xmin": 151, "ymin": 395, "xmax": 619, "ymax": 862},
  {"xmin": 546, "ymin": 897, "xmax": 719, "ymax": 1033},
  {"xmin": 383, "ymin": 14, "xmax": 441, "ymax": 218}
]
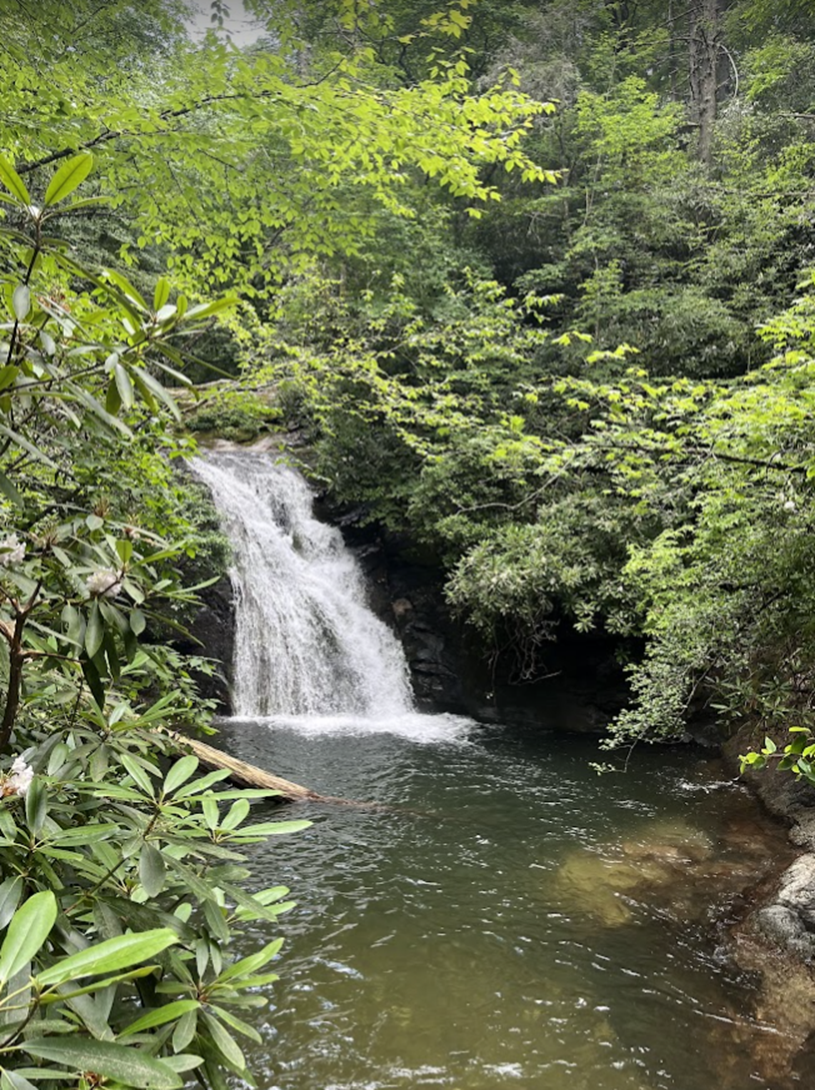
[
  {"xmin": 162, "ymin": 728, "xmax": 319, "ymax": 799},
  {"xmin": 162, "ymin": 728, "xmax": 378, "ymax": 808}
]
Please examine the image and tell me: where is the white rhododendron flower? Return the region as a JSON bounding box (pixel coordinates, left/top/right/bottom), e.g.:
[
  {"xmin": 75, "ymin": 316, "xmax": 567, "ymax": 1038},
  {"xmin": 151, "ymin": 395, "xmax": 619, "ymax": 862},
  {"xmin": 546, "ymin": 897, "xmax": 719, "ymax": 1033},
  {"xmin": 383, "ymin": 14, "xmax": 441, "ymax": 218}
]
[
  {"xmin": 86, "ymin": 568, "xmax": 123, "ymax": 598},
  {"xmin": 1, "ymin": 756, "xmax": 34, "ymax": 798},
  {"xmin": 0, "ymin": 534, "xmax": 25, "ymax": 567},
  {"xmin": 784, "ymin": 499, "xmax": 797, "ymax": 512}
]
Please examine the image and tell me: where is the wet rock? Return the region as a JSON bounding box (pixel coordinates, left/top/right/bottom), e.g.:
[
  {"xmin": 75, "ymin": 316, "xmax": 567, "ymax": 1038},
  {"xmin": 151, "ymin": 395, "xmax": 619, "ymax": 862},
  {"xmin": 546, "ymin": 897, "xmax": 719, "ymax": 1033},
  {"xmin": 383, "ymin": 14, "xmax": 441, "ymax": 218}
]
[
  {"xmin": 554, "ymin": 852, "xmax": 640, "ymax": 926},
  {"xmin": 620, "ymin": 818, "xmax": 714, "ymax": 863},
  {"xmin": 554, "ymin": 813, "xmax": 786, "ymax": 935},
  {"xmin": 179, "ymin": 574, "xmax": 234, "ymax": 711},
  {"xmin": 752, "ymin": 854, "xmax": 815, "ymax": 961},
  {"xmin": 730, "ymin": 932, "xmax": 815, "ymax": 1086},
  {"xmin": 789, "ymin": 810, "xmax": 815, "ymax": 852},
  {"xmin": 554, "ymin": 819, "xmax": 716, "ymax": 928},
  {"xmin": 753, "ymin": 903, "xmax": 815, "ymax": 961},
  {"xmin": 722, "ymin": 725, "xmax": 815, "ymax": 983}
]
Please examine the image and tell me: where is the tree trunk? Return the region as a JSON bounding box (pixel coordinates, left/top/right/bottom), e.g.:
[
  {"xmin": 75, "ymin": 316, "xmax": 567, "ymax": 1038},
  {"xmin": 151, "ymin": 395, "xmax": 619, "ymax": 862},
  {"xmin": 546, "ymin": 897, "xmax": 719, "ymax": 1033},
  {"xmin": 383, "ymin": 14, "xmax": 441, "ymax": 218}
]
[{"xmin": 688, "ymin": 0, "xmax": 726, "ymax": 165}]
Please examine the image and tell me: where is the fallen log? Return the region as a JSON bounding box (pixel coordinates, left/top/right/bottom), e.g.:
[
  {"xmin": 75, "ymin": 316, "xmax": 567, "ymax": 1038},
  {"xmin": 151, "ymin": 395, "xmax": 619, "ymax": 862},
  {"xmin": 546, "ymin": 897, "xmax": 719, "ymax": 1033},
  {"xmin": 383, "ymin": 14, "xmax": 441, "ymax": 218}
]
[
  {"xmin": 161, "ymin": 728, "xmax": 380, "ymax": 807},
  {"xmin": 163, "ymin": 728, "xmax": 321, "ymax": 800}
]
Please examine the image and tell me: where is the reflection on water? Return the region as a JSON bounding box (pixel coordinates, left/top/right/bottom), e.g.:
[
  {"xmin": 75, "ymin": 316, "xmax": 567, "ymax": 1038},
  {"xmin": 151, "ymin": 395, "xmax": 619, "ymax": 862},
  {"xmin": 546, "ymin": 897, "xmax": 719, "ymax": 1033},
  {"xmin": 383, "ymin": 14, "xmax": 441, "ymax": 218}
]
[{"xmin": 213, "ymin": 717, "xmax": 805, "ymax": 1090}]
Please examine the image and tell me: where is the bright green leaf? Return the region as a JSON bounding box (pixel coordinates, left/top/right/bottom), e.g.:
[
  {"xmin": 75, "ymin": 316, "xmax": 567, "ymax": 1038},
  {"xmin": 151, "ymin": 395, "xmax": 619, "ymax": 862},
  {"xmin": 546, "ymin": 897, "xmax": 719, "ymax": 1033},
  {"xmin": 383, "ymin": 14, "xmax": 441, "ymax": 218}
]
[
  {"xmin": 0, "ymin": 155, "xmax": 30, "ymax": 205},
  {"xmin": 0, "ymin": 891, "xmax": 57, "ymax": 986},
  {"xmin": 120, "ymin": 999, "xmax": 199, "ymax": 1038},
  {"xmin": 43, "ymin": 152, "xmax": 94, "ymax": 207},
  {"xmin": 37, "ymin": 928, "xmax": 178, "ymax": 987}
]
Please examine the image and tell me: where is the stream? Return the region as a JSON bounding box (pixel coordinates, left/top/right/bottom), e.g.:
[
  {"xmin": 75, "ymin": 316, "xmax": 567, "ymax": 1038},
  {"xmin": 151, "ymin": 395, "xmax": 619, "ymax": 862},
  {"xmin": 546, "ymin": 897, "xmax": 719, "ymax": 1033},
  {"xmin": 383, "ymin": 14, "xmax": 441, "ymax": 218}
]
[{"xmin": 192, "ymin": 452, "xmax": 813, "ymax": 1090}]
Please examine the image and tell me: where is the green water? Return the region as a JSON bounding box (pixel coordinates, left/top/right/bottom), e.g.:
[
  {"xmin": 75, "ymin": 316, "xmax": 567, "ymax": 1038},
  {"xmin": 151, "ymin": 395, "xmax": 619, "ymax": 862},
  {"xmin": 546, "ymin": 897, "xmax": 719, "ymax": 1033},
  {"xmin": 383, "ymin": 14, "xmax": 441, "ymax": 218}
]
[{"xmin": 215, "ymin": 716, "xmax": 806, "ymax": 1090}]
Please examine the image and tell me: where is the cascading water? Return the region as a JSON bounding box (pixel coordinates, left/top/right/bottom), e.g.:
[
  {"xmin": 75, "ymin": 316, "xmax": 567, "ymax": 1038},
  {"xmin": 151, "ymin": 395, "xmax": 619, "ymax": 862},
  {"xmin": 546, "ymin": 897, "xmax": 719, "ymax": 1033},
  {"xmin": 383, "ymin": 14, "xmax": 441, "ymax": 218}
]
[{"xmin": 190, "ymin": 451, "xmax": 435, "ymax": 730}]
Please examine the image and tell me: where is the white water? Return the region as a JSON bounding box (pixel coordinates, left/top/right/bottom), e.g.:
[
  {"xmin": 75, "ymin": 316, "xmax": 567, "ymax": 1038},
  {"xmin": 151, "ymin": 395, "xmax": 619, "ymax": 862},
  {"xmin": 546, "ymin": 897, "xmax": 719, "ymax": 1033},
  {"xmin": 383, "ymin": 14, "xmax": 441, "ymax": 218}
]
[{"xmin": 191, "ymin": 452, "xmax": 470, "ymax": 739}]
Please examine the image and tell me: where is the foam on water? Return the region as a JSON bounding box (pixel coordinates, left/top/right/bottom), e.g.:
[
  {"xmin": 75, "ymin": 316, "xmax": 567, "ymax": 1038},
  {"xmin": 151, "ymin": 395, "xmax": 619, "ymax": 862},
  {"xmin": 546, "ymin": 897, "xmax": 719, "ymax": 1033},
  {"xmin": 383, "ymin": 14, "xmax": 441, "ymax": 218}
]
[{"xmin": 221, "ymin": 711, "xmax": 475, "ymax": 744}]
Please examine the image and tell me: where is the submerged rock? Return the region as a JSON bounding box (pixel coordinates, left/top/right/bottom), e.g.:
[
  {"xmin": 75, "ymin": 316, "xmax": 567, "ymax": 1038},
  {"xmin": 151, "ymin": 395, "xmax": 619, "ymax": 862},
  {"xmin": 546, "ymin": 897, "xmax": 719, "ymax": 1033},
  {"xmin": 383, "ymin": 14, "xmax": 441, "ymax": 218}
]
[
  {"xmin": 555, "ymin": 852, "xmax": 641, "ymax": 926},
  {"xmin": 554, "ymin": 819, "xmax": 716, "ymax": 928},
  {"xmin": 620, "ymin": 817, "xmax": 714, "ymax": 863}
]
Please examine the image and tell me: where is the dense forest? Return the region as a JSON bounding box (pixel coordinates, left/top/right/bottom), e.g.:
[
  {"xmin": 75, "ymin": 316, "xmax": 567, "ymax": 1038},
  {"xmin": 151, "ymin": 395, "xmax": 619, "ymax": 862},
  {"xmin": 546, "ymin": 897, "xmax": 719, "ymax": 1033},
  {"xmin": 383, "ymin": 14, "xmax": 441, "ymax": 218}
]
[{"xmin": 2, "ymin": 1, "xmax": 815, "ymax": 1085}]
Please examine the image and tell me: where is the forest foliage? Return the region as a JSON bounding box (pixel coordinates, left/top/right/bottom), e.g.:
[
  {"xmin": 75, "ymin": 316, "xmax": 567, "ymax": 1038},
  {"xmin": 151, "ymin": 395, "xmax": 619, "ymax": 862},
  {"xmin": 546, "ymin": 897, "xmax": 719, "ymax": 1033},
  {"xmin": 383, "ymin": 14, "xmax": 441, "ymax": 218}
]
[
  {"xmin": 254, "ymin": 0, "xmax": 815, "ymax": 748},
  {"xmin": 2, "ymin": 0, "xmax": 815, "ymax": 1085}
]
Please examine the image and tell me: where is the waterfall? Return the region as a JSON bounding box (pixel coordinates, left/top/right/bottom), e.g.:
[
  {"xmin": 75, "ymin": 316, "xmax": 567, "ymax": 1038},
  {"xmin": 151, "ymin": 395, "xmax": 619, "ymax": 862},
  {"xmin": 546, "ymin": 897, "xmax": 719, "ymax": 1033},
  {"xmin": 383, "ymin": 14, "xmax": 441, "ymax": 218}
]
[{"xmin": 190, "ymin": 451, "xmax": 415, "ymax": 720}]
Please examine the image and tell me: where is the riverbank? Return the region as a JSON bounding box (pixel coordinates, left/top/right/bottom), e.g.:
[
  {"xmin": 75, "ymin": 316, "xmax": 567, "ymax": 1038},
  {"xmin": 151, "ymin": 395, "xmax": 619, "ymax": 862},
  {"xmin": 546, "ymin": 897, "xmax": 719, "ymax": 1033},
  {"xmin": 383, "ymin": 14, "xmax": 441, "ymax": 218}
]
[
  {"xmin": 726, "ymin": 723, "xmax": 815, "ymax": 959},
  {"xmin": 718, "ymin": 724, "xmax": 815, "ymax": 1079}
]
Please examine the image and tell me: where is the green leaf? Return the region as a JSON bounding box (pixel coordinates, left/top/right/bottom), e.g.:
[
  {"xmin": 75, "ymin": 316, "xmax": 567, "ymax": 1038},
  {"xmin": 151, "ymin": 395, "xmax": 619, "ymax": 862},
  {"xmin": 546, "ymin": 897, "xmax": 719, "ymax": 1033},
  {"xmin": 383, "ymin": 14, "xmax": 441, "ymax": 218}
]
[
  {"xmin": 72, "ymin": 384, "xmax": 132, "ymax": 436},
  {"xmin": 203, "ymin": 901, "xmax": 229, "ymax": 944},
  {"xmin": 106, "ymin": 374, "xmax": 122, "ymax": 415},
  {"xmin": 0, "ymin": 155, "xmax": 30, "ymax": 205},
  {"xmin": 47, "ymin": 823, "xmax": 118, "ymax": 846},
  {"xmin": 202, "ymin": 1011, "xmax": 245, "ymax": 1070},
  {"xmin": 121, "ymin": 754, "xmax": 155, "ymax": 797},
  {"xmin": 222, "ymin": 881, "xmax": 292, "ymax": 925},
  {"xmin": 172, "ymin": 770, "xmax": 231, "ymax": 798},
  {"xmin": 103, "ymin": 269, "xmax": 146, "ymax": 309},
  {"xmin": 153, "ymin": 278, "xmax": 171, "ymax": 312},
  {"xmin": 130, "ymin": 608, "xmax": 147, "ymax": 636},
  {"xmin": 1, "ymin": 1070, "xmax": 37, "ymax": 1090},
  {"xmin": 116, "ymin": 538, "xmax": 133, "ymax": 566},
  {"xmin": 160, "ymin": 1054, "xmax": 202, "ymax": 1074},
  {"xmin": 162, "ymin": 756, "xmax": 199, "ymax": 797},
  {"xmin": 216, "ymin": 938, "xmax": 283, "ymax": 984},
  {"xmin": 39, "ymin": 964, "xmax": 158, "ymax": 1004},
  {"xmin": 172, "ymin": 1009, "xmax": 198, "ymax": 1052},
  {"xmin": 85, "ymin": 600, "xmax": 104, "ymax": 659},
  {"xmin": 114, "ymin": 361, "xmax": 135, "ymax": 410},
  {"xmin": 208, "ymin": 1004, "xmax": 261, "ymax": 1044},
  {"xmin": 11, "ymin": 285, "xmax": 30, "ymax": 322},
  {"xmin": 0, "ymin": 878, "xmax": 22, "ymax": 930},
  {"xmin": 184, "ymin": 297, "xmax": 238, "ymax": 321},
  {"xmin": 140, "ymin": 843, "xmax": 166, "ymax": 898},
  {"xmin": 0, "ymin": 471, "xmax": 22, "ymax": 508},
  {"xmin": 202, "ymin": 797, "xmax": 219, "ymax": 830},
  {"xmin": 0, "ymin": 891, "xmax": 57, "ymax": 986},
  {"xmin": 51, "ymin": 195, "xmax": 109, "ymax": 215},
  {"xmin": 81, "ymin": 657, "xmax": 106, "ymax": 711},
  {"xmin": 24, "ymin": 778, "xmax": 47, "ymax": 836},
  {"xmin": 120, "ymin": 999, "xmax": 199, "ymax": 1037},
  {"xmin": 131, "ymin": 366, "xmax": 180, "ymax": 421},
  {"xmin": 220, "ymin": 799, "xmax": 249, "ymax": 831},
  {"xmin": 43, "ymin": 152, "xmax": 94, "ymax": 207},
  {"xmin": 230, "ymin": 820, "xmax": 311, "ymax": 839},
  {"xmin": 37, "ymin": 928, "xmax": 178, "ymax": 987},
  {"xmin": 23, "ymin": 1038, "xmax": 183, "ymax": 1090},
  {"xmin": 0, "ymin": 423, "xmax": 57, "ymax": 469}
]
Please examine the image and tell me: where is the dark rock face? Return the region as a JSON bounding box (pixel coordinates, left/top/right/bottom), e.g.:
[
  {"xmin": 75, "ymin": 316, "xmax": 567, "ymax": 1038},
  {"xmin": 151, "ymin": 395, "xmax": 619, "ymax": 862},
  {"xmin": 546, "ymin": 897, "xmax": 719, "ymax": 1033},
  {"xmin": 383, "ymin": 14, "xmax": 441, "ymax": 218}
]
[
  {"xmin": 313, "ymin": 506, "xmax": 472, "ymax": 713},
  {"xmin": 319, "ymin": 500, "xmax": 631, "ymax": 729},
  {"xmin": 181, "ymin": 575, "xmax": 235, "ymax": 711}
]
